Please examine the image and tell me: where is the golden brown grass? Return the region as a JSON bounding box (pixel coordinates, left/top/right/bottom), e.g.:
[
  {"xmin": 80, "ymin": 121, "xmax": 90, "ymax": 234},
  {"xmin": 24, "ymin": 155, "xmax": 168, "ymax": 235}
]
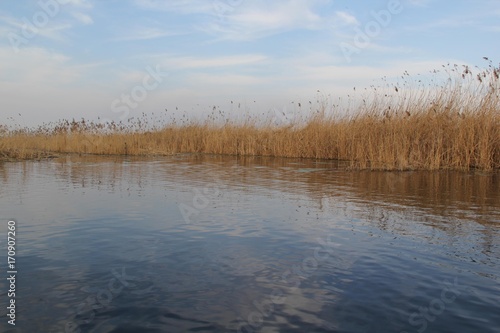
[{"xmin": 1, "ymin": 62, "xmax": 499, "ymax": 171}]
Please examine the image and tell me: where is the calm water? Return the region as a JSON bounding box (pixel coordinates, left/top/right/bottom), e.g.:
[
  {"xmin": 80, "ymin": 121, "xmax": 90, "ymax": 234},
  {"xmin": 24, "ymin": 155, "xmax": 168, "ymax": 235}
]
[{"xmin": 0, "ymin": 155, "xmax": 498, "ymax": 333}]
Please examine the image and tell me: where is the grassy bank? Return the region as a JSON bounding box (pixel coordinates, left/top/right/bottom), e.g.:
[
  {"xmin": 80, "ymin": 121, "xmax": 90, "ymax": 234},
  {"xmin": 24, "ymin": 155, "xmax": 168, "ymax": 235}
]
[{"xmin": 1, "ymin": 63, "xmax": 499, "ymax": 171}]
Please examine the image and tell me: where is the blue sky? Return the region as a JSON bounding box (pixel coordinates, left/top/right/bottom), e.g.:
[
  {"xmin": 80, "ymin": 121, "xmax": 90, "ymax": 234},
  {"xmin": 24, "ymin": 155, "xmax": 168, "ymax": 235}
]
[{"xmin": 1, "ymin": 0, "xmax": 499, "ymax": 126}]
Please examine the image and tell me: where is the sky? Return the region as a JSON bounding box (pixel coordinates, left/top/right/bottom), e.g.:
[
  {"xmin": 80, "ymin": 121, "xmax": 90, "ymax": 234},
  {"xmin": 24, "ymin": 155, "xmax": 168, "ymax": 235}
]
[{"xmin": 1, "ymin": 0, "xmax": 499, "ymax": 127}]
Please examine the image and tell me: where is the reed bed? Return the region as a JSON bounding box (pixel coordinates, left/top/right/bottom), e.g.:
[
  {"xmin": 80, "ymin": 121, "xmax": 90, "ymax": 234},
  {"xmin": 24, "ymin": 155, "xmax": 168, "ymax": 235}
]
[{"xmin": 1, "ymin": 62, "xmax": 499, "ymax": 171}]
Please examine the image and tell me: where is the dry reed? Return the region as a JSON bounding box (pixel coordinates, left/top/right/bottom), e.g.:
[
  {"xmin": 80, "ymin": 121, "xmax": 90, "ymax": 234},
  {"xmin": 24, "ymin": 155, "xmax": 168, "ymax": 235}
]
[{"xmin": 1, "ymin": 62, "xmax": 499, "ymax": 171}]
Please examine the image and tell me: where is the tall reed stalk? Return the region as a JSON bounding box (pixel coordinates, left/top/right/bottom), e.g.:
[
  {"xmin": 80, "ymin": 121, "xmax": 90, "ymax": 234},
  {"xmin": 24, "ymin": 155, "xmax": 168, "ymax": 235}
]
[{"xmin": 1, "ymin": 63, "xmax": 499, "ymax": 171}]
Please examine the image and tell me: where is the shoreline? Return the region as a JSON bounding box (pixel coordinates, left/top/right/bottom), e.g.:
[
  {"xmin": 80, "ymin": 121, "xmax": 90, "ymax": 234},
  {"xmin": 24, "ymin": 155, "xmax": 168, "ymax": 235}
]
[
  {"xmin": 1, "ymin": 110, "xmax": 498, "ymax": 171},
  {"xmin": 2, "ymin": 65, "xmax": 498, "ymax": 171},
  {"xmin": 1, "ymin": 147, "xmax": 498, "ymax": 173}
]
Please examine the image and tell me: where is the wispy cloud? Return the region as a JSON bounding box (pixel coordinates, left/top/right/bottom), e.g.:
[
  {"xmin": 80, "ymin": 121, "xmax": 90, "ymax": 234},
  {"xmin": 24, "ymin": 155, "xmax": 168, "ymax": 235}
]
[
  {"xmin": 403, "ymin": 3, "xmax": 500, "ymax": 32},
  {"xmin": 71, "ymin": 12, "xmax": 93, "ymax": 25},
  {"xmin": 0, "ymin": 46, "xmax": 75, "ymax": 84},
  {"xmin": 294, "ymin": 59, "xmax": 455, "ymax": 83},
  {"xmin": 405, "ymin": 18, "xmax": 477, "ymax": 31},
  {"xmin": 37, "ymin": 23, "xmax": 73, "ymax": 41},
  {"xmin": 0, "ymin": 1, "xmax": 95, "ymax": 45},
  {"xmin": 0, "ymin": 14, "xmax": 73, "ymax": 42},
  {"xmin": 334, "ymin": 11, "xmax": 359, "ymax": 26},
  {"xmin": 157, "ymin": 54, "xmax": 268, "ymax": 70},
  {"xmin": 133, "ymin": 0, "xmax": 213, "ymax": 14},
  {"xmin": 64, "ymin": 0, "xmax": 94, "ymax": 9},
  {"xmin": 188, "ymin": 73, "xmax": 265, "ymax": 86},
  {"xmin": 407, "ymin": 0, "xmax": 433, "ymax": 7},
  {"xmin": 204, "ymin": 0, "xmax": 325, "ymax": 41},
  {"xmin": 114, "ymin": 26, "xmax": 186, "ymax": 41},
  {"xmin": 132, "ymin": 0, "xmax": 329, "ymax": 41}
]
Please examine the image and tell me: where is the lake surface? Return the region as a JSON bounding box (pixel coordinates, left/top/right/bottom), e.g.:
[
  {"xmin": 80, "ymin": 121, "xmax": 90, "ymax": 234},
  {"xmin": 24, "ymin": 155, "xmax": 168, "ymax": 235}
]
[{"xmin": 0, "ymin": 155, "xmax": 498, "ymax": 333}]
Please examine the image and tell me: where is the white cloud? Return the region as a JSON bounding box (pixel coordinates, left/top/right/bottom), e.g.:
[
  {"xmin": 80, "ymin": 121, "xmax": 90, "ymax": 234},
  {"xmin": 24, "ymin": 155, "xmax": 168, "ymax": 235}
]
[
  {"xmin": 0, "ymin": 1, "xmax": 94, "ymax": 45},
  {"xmin": 134, "ymin": 0, "xmax": 213, "ymax": 14},
  {"xmin": 294, "ymin": 59, "xmax": 462, "ymax": 84},
  {"xmin": 64, "ymin": 0, "xmax": 93, "ymax": 9},
  {"xmin": 0, "ymin": 46, "xmax": 102, "ymax": 86},
  {"xmin": 403, "ymin": 3, "xmax": 500, "ymax": 32},
  {"xmin": 114, "ymin": 69, "xmax": 151, "ymax": 85},
  {"xmin": 114, "ymin": 27, "xmax": 186, "ymax": 41},
  {"xmin": 203, "ymin": 0, "xmax": 325, "ymax": 41},
  {"xmin": 0, "ymin": 14, "xmax": 73, "ymax": 43},
  {"xmin": 406, "ymin": 0, "xmax": 432, "ymax": 7},
  {"xmin": 132, "ymin": 0, "xmax": 329, "ymax": 41},
  {"xmin": 187, "ymin": 73, "xmax": 265, "ymax": 86},
  {"xmin": 334, "ymin": 11, "xmax": 359, "ymax": 26},
  {"xmin": 405, "ymin": 18, "xmax": 476, "ymax": 31},
  {"xmin": 157, "ymin": 54, "xmax": 268, "ymax": 70},
  {"xmin": 71, "ymin": 12, "xmax": 93, "ymax": 25},
  {"xmin": 37, "ymin": 23, "xmax": 73, "ymax": 41}
]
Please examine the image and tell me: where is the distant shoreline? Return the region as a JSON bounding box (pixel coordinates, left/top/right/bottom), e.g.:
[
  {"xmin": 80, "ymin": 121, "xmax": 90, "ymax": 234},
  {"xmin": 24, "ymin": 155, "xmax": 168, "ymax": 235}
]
[
  {"xmin": 1, "ymin": 104, "xmax": 498, "ymax": 171},
  {"xmin": 2, "ymin": 65, "xmax": 498, "ymax": 171}
]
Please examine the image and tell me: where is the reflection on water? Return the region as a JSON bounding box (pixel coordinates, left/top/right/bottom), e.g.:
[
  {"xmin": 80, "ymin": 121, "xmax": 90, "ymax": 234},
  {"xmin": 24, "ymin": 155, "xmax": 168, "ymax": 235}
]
[{"xmin": 0, "ymin": 155, "xmax": 498, "ymax": 333}]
